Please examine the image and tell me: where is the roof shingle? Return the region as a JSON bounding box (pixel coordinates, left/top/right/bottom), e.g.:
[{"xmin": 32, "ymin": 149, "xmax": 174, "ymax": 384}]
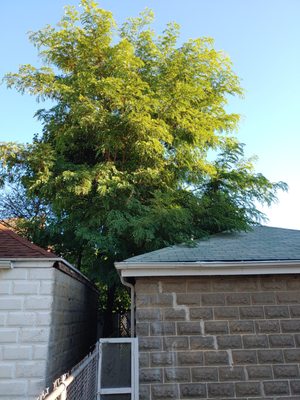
[
  {"xmin": 125, "ymin": 226, "xmax": 300, "ymax": 263},
  {"xmin": 0, "ymin": 223, "xmax": 57, "ymax": 259}
]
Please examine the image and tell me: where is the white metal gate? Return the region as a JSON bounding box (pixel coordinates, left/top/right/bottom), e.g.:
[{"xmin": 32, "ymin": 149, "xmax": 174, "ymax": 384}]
[{"xmin": 97, "ymin": 338, "xmax": 139, "ymax": 400}]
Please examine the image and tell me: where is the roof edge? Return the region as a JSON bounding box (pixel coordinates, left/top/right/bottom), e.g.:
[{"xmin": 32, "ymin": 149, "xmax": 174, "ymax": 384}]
[
  {"xmin": 1, "ymin": 257, "xmax": 98, "ymax": 291},
  {"xmin": 115, "ymin": 260, "xmax": 300, "ymax": 278},
  {"xmin": 0, "ymin": 257, "xmax": 62, "ymax": 262}
]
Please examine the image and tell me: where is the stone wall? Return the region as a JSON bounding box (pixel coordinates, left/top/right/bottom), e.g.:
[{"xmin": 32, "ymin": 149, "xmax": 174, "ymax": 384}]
[
  {"xmin": 46, "ymin": 265, "xmax": 99, "ymax": 386},
  {"xmin": 136, "ymin": 274, "xmax": 300, "ymax": 400},
  {"xmin": 0, "ymin": 263, "xmax": 54, "ymax": 399},
  {"xmin": 0, "ymin": 262, "xmax": 99, "ymax": 400}
]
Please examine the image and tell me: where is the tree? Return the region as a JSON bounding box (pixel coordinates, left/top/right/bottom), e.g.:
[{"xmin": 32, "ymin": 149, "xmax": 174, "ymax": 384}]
[{"xmin": 0, "ymin": 1, "xmax": 286, "ymax": 335}]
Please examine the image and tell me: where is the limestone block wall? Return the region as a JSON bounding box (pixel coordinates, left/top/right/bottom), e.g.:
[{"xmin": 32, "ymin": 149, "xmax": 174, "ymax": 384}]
[
  {"xmin": 136, "ymin": 274, "xmax": 300, "ymax": 400},
  {"xmin": 0, "ymin": 264, "xmax": 54, "ymax": 400},
  {"xmin": 46, "ymin": 265, "xmax": 99, "ymax": 386}
]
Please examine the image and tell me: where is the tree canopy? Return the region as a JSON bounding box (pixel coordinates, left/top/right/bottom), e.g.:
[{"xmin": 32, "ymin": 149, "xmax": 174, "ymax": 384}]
[{"xmin": 0, "ymin": 0, "xmax": 286, "ymax": 332}]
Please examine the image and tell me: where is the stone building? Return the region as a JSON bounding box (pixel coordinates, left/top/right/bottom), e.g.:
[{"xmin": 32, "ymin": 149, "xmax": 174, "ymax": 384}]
[
  {"xmin": 116, "ymin": 226, "xmax": 300, "ymax": 400},
  {"xmin": 0, "ymin": 223, "xmax": 98, "ymax": 399}
]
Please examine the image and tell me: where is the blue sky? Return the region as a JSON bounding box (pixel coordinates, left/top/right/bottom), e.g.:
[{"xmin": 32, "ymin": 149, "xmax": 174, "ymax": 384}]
[{"xmin": 1, "ymin": 0, "xmax": 299, "ymax": 229}]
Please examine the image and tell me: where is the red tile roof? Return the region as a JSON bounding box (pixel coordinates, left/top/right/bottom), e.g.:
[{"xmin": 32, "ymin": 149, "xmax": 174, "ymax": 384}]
[{"xmin": 0, "ymin": 223, "xmax": 57, "ymax": 259}]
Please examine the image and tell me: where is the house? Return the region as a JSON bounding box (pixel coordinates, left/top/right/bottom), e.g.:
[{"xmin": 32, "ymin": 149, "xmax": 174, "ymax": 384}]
[
  {"xmin": 116, "ymin": 226, "xmax": 300, "ymax": 400},
  {"xmin": 0, "ymin": 223, "xmax": 98, "ymax": 400}
]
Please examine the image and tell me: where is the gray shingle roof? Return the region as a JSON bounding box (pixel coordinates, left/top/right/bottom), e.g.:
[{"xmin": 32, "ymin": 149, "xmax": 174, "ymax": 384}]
[{"xmin": 125, "ymin": 226, "xmax": 300, "ymax": 263}]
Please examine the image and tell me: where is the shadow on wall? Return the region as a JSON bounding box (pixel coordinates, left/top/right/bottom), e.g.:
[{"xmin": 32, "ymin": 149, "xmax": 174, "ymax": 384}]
[{"xmin": 46, "ymin": 262, "xmax": 99, "ymax": 386}]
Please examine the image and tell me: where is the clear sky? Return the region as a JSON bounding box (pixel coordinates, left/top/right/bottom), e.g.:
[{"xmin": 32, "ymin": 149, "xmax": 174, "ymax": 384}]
[{"xmin": 1, "ymin": 0, "xmax": 299, "ymax": 229}]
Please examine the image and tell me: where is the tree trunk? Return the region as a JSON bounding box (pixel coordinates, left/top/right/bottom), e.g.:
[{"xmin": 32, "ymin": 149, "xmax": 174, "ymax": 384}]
[{"xmin": 103, "ymin": 284, "xmax": 116, "ymax": 337}]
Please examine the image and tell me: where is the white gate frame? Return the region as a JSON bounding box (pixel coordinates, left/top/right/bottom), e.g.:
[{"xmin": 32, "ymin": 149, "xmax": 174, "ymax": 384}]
[{"xmin": 97, "ymin": 337, "xmax": 139, "ymax": 400}]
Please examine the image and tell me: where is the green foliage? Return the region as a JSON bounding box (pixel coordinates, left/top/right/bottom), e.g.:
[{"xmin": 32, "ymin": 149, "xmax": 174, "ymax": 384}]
[{"xmin": 0, "ymin": 1, "xmax": 287, "ymax": 319}]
